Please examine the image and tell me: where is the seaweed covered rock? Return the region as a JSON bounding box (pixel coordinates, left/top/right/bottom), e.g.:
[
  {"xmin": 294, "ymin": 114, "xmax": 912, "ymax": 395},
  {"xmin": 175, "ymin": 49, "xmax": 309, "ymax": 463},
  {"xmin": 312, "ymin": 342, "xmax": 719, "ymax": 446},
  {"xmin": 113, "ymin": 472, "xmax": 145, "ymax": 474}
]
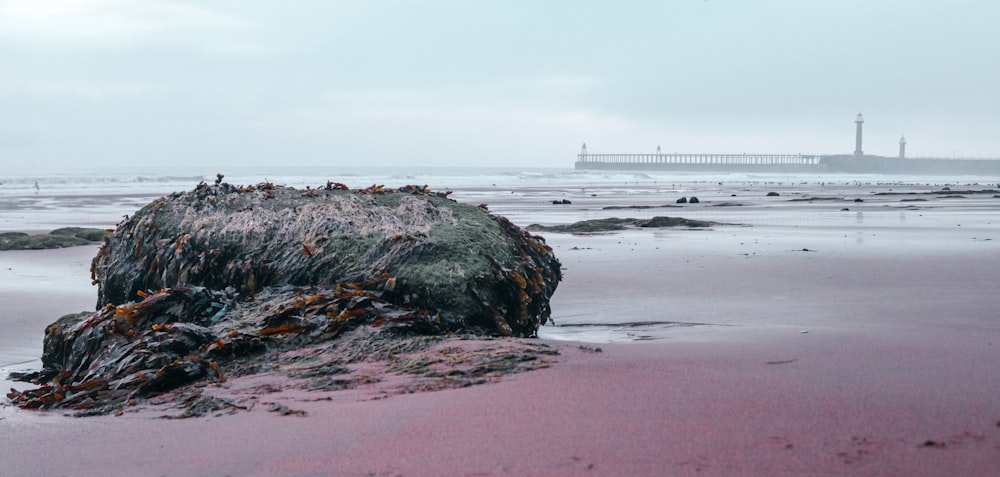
[
  {"xmin": 93, "ymin": 182, "xmax": 559, "ymax": 335},
  {"xmin": 8, "ymin": 181, "xmax": 561, "ymax": 413}
]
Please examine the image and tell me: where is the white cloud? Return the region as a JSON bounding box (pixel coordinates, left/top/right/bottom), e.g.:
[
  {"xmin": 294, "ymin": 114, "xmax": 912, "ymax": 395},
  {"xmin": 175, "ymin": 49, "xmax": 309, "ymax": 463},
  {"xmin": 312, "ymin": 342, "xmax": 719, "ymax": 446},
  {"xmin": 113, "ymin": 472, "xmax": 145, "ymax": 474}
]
[
  {"xmin": 282, "ymin": 85, "xmax": 640, "ymax": 166},
  {"xmin": 0, "ymin": 79, "xmax": 155, "ymax": 99},
  {"xmin": 297, "ymin": 82, "xmax": 623, "ymax": 135},
  {"xmin": 0, "ymin": 0, "xmax": 250, "ymax": 44}
]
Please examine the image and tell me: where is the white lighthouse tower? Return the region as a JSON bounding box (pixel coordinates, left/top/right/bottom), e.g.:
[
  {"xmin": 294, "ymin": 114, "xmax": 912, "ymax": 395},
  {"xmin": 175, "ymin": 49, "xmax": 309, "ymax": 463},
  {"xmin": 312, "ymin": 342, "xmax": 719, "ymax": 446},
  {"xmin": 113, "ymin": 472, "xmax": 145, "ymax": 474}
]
[{"xmin": 854, "ymin": 113, "xmax": 865, "ymax": 157}]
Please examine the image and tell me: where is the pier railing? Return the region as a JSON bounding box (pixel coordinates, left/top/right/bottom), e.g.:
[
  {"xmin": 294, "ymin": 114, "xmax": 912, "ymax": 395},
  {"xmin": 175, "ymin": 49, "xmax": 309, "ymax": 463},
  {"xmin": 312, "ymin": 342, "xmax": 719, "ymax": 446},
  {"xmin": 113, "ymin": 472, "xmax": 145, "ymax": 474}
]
[{"xmin": 576, "ymin": 153, "xmax": 821, "ymax": 166}]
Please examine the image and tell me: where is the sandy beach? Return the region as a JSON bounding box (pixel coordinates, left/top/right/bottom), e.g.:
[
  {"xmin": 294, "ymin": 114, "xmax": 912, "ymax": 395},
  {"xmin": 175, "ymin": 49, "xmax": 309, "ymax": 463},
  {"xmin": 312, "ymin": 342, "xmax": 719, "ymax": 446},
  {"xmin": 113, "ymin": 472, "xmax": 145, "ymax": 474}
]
[{"xmin": 2, "ymin": 178, "xmax": 999, "ymax": 476}]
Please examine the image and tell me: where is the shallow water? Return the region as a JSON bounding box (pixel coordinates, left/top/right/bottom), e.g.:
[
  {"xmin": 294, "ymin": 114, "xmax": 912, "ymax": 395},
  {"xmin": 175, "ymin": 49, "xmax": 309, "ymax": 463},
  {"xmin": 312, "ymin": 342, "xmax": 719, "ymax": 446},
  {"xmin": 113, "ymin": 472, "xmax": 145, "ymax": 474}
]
[{"xmin": 0, "ymin": 166, "xmax": 997, "ymax": 352}]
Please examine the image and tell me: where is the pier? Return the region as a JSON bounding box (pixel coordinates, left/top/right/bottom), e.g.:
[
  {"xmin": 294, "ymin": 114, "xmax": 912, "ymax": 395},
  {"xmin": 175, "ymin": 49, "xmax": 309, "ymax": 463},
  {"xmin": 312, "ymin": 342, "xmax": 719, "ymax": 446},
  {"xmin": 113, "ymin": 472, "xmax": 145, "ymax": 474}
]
[
  {"xmin": 574, "ymin": 150, "xmax": 1000, "ymax": 175},
  {"xmin": 574, "ymin": 114, "xmax": 1000, "ymax": 175},
  {"xmin": 576, "ymin": 152, "xmax": 821, "ymax": 168}
]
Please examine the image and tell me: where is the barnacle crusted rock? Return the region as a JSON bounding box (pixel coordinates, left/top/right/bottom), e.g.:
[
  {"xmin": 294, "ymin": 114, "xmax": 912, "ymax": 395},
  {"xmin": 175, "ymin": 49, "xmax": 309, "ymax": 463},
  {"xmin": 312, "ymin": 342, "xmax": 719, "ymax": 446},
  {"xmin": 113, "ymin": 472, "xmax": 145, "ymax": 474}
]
[{"xmin": 8, "ymin": 181, "xmax": 561, "ymax": 413}]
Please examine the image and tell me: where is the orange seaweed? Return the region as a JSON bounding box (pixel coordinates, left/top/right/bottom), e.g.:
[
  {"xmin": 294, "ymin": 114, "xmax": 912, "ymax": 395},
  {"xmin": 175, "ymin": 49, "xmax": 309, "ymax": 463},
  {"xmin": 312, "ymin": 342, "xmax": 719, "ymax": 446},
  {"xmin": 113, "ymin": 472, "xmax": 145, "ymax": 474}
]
[{"xmin": 259, "ymin": 324, "xmax": 305, "ymax": 336}]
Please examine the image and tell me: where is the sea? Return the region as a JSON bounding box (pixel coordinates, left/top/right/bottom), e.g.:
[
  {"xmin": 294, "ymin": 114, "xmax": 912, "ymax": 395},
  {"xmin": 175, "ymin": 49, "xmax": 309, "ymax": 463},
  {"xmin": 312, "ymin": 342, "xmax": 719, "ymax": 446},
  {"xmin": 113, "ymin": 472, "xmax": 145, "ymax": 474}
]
[{"xmin": 3, "ymin": 164, "xmax": 996, "ymax": 232}]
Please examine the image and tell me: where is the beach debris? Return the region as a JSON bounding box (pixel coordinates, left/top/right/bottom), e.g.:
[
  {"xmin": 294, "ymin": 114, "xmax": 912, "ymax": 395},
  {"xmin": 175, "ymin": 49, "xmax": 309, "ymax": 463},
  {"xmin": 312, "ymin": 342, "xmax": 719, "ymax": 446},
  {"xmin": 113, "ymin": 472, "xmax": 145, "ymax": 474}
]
[
  {"xmin": 551, "ymin": 199, "xmax": 572, "ymax": 205},
  {"xmin": 8, "ymin": 180, "xmax": 562, "ymax": 414},
  {"xmin": 159, "ymin": 393, "xmax": 249, "ymax": 419},
  {"xmin": 267, "ymin": 402, "xmax": 307, "ymax": 417},
  {"xmin": 766, "ymin": 359, "xmax": 797, "ymax": 365}
]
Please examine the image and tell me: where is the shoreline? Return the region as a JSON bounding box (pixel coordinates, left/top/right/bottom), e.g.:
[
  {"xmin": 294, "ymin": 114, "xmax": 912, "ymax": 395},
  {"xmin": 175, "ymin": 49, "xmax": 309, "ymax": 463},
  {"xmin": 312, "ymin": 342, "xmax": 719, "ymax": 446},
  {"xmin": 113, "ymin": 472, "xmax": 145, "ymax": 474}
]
[{"xmin": 2, "ymin": 181, "xmax": 1000, "ymax": 475}]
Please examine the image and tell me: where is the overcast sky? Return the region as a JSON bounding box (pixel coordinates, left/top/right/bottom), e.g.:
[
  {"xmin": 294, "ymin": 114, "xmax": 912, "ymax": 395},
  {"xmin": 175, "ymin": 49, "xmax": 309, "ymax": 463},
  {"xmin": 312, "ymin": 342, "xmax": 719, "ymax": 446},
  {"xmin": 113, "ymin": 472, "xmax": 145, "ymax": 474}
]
[{"xmin": 2, "ymin": 0, "xmax": 998, "ymax": 170}]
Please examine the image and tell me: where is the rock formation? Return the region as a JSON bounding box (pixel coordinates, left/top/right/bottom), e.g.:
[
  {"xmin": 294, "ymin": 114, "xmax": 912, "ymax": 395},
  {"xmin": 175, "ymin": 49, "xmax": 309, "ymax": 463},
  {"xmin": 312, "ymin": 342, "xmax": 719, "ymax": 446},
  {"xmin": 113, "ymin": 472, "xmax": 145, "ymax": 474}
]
[
  {"xmin": 0, "ymin": 227, "xmax": 110, "ymax": 250},
  {"xmin": 8, "ymin": 181, "xmax": 561, "ymax": 413}
]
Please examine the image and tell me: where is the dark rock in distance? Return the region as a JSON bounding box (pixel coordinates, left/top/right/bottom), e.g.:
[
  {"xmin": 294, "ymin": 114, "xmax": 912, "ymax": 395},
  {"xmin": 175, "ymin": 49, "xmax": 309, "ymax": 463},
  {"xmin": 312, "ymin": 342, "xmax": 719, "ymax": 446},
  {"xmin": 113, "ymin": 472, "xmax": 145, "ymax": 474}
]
[
  {"xmin": 0, "ymin": 227, "xmax": 110, "ymax": 250},
  {"xmin": 676, "ymin": 197, "xmax": 688, "ymax": 204},
  {"xmin": 766, "ymin": 192, "xmax": 780, "ymax": 197},
  {"xmin": 530, "ymin": 217, "xmax": 633, "ymax": 233},
  {"xmin": 530, "ymin": 216, "xmax": 718, "ymax": 233},
  {"xmin": 688, "ymin": 197, "xmax": 699, "ymax": 204},
  {"xmin": 640, "ymin": 216, "xmax": 713, "ymax": 228}
]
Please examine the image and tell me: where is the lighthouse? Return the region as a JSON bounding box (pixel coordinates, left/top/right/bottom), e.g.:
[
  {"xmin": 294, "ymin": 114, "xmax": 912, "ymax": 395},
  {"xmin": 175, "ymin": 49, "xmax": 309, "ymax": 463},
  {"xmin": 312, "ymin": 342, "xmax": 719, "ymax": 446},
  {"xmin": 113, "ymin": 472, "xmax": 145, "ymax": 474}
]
[
  {"xmin": 899, "ymin": 135, "xmax": 906, "ymax": 159},
  {"xmin": 854, "ymin": 113, "xmax": 864, "ymax": 157}
]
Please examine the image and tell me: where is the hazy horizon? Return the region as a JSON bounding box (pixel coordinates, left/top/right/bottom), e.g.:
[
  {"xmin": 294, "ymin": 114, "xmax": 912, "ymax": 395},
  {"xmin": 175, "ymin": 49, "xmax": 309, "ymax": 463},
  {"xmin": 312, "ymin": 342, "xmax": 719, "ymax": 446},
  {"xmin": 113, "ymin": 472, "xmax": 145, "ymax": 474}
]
[{"xmin": 2, "ymin": 1, "xmax": 998, "ymax": 171}]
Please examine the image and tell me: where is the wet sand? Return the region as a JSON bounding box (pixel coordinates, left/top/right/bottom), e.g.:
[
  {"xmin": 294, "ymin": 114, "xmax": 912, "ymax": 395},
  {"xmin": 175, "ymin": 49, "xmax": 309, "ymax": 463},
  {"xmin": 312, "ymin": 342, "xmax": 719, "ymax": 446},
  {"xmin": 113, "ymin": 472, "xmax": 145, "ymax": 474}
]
[
  {"xmin": 0, "ymin": 246, "xmax": 99, "ymax": 394},
  {"xmin": 2, "ymin": 180, "xmax": 1000, "ymax": 476}
]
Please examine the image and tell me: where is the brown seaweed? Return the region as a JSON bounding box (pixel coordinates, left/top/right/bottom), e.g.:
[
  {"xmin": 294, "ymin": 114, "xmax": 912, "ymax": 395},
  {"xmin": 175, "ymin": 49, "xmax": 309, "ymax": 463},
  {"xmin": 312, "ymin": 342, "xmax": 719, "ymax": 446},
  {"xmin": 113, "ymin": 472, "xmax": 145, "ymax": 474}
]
[{"xmin": 8, "ymin": 181, "xmax": 562, "ymax": 414}]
